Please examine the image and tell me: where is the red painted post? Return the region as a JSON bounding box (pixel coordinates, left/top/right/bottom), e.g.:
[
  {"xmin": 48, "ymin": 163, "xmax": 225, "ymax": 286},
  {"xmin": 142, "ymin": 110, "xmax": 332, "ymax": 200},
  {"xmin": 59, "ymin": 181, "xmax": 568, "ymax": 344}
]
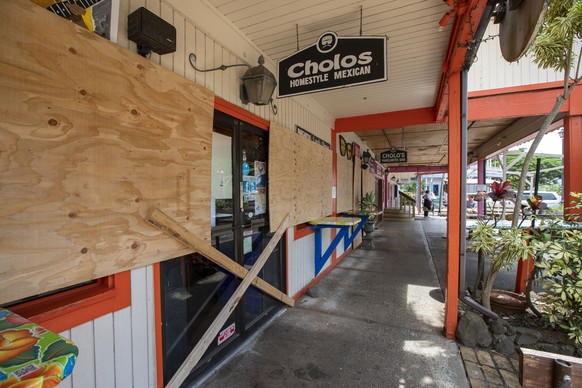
[
  {"xmin": 563, "ymin": 115, "xmax": 582, "ymax": 215},
  {"xmin": 445, "ymin": 71, "xmax": 461, "ymax": 339}
]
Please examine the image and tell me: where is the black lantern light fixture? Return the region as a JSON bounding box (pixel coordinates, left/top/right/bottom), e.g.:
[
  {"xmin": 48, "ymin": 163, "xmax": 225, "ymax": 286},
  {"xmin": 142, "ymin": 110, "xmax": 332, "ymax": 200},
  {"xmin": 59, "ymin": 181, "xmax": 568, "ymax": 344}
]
[
  {"xmin": 240, "ymin": 56, "xmax": 277, "ymax": 111},
  {"xmin": 361, "ymin": 149, "xmax": 372, "ymax": 170},
  {"xmin": 189, "ymin": 53, "xmax": 277, "ymax": 114}
]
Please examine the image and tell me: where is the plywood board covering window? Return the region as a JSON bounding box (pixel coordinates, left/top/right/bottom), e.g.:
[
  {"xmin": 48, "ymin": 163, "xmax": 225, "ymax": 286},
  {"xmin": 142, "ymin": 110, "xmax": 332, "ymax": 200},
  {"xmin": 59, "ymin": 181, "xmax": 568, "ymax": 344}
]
[
  {"xmin": 269, "ymin": 124, "xmax": 332, "ymax": 232},
  {"xmin": 362, "ymin": 170, "xmax": 376, "ymax": 199},
  {"xmin": 0, "ymin": 0, "xmax": 214, "ymax": 304},
  {"xmin": 353, "ymin": 164, "xmax": 362, "ymax": 210},
  {"xmin": 336, "ymin": 157, "xmax": 354, "ymax": 213}
]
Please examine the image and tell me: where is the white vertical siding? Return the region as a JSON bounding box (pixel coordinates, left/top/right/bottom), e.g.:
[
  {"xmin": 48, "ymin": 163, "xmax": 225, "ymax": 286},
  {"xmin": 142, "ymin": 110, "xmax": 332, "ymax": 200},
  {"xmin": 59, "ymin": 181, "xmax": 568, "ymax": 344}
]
[
  {"xmin": 59, "ymin": 266, "xmax": 155, "ymax": 388},
  {"xmin": 287, "ymin": 227, "xmax": 334, "ymax": 297},
  {"xmin": 131, "ymin": 266, "xmax": 156, "ymax": 388},
  {"xmin": 468, "ymin": 22, "xmax": 563, "ymax": 92},
  {"xmin": 94, "ymin": 314, "xmax": 115, "ymax": 388},
  {"xmin": 113, "ymin": 307, "xmax": 134, "ymax": 387}
]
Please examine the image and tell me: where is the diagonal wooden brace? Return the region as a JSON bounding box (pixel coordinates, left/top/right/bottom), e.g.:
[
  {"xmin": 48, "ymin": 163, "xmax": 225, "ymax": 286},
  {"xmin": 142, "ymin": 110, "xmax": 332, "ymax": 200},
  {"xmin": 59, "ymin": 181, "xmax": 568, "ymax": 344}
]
[
  {"xmin": 165, "ymin": 212, "xmax": 290, "ymax": 388},
  {"xmin": 145, "ymin": 208, "xmax": 294, "ymax": 307}
]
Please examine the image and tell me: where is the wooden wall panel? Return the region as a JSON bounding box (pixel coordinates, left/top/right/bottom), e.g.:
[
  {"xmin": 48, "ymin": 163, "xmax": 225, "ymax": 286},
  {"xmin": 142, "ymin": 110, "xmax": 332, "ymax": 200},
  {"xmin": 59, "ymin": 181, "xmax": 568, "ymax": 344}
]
[
  {"xmin": 362, "ymin": 170, "xmax": 376, "ymax": 199},
  {"xmin": 269, "ymin": 124, "xmax": 332, "ymax": 231},
  {"xmin": 0, "ymin": 0, "xmax": 214, "ymax": 304},
  {"xmin": 336, "ymin": 157, "xmax": 353, "ymax": 213},
  {"xmin": 269, "ymin": 123, "xmax": 297, "ymax": 232},
  {"xmin": 353, "ymin": 164, "xmax": 362, "ymax": 210}
]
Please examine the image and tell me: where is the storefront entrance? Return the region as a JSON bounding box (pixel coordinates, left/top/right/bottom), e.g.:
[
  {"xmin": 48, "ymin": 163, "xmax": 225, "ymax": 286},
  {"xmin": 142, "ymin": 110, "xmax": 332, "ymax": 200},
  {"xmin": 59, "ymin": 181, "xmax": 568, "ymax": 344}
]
[{"xmin": 159, "ymin": 110, "xmax": 285, "ymax": 385}]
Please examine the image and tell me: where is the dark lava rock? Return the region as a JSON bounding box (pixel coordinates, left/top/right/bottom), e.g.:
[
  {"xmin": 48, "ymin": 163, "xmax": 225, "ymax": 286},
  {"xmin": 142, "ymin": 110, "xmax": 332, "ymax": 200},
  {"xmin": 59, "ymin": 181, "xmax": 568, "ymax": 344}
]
[
  {"xmin": 493, "ymin": 334, "xmax": 516, "ymax": 355},
  {"xmin": 489, "ymin": 319, "xmax": 507, "ymax": 335},
  {"xmin": 516, "ymin": 327, "xmax": 542, "ymax": 346},
  {"xmin": 457, "ymin": 312, "xmax": 493, "ymax": 348}
]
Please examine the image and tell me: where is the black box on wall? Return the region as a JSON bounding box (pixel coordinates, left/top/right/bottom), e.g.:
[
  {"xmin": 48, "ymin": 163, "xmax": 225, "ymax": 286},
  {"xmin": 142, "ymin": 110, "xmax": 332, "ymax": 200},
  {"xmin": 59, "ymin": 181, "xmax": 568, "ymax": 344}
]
[{"xmin": 128, "ymin": 7, "xmax": 176, "ymax": 56}]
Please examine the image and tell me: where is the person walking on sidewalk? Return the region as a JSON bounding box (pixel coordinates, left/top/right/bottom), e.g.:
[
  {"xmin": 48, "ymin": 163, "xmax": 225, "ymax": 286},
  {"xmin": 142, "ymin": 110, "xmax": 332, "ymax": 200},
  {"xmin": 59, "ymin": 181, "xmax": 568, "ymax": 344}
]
[{"xmin": 423, "ymin": 190, "xmax": 433, "ymax": 217}]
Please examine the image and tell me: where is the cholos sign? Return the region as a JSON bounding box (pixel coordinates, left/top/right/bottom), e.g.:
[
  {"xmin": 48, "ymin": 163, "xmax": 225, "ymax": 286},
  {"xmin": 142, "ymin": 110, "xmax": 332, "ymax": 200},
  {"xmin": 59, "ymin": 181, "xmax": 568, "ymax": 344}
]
[
  {"xmin": 380, "ymin": 149, "xmax": 407, "ymax": 163},
  {"xmin": 278, "ymin": 32, "xmax": 386, "ymax": 97}
]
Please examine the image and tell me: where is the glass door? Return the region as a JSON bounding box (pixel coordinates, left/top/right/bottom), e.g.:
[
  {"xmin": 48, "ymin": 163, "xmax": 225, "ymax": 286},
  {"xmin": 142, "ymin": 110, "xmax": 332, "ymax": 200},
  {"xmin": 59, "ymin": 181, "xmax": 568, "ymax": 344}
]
[{"xmin": 160, "ymin": 110, "xmax": 285, "ymax": 385}]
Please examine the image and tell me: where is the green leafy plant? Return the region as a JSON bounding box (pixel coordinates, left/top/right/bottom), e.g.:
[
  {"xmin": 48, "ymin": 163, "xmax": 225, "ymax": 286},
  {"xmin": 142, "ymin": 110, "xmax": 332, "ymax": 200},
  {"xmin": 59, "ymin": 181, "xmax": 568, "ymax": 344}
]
[
  {"xmin": 468, "ymin": 221, "xmax": 534, "ymax": 310},
  {"xmin": 534, "ymin": 229, "xmax": 582, "ymax": 344},
  {"xmin": 530, "ymin": 192, "xmax": 582, "ymax": 344},
  {"xmin": 360, "ymin": 191, "xmax": 376, "ymax": 212}
]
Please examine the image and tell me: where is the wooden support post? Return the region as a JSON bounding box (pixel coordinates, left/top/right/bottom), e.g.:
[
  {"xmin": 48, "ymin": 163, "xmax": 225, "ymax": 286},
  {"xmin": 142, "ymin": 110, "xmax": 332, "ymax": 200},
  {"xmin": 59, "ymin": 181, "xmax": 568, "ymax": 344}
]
[
  {"xmin": 519, "ymin": 347, "xmax": 582, "ymax": 387},
  {"xmin": 445, "ymin": 71, "xmax": 462, "ymax": 338},
  {"xmin": 165, "ymin": 213, "xmax": 290, "ymax": 388},
  {"xmin": 145, "ymin": 208, "xmax": 294, "ymax": 307}
]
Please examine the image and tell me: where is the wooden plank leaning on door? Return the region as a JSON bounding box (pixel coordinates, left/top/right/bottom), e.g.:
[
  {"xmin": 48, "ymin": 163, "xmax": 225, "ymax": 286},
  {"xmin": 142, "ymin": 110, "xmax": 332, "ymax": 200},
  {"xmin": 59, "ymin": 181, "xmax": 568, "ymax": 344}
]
[
  {"xmin": 146, "ymin": 208, "xmax": 294, "ymax": 307},
  {"xmin": 158, "ymin": 211, "xmax": 291, "ymax": 388}
]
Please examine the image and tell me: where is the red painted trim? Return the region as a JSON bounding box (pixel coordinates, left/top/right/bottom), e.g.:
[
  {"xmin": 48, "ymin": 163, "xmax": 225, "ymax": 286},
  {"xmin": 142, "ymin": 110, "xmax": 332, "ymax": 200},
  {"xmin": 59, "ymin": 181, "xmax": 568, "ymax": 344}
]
[
  {"xmin": 292, "ymin": 246, "xmax": 352, "ymax": 301},
  {"xmin": 389, "ymin": 165, "xmax": 448, "ymax": 173},
  {"xmin": 294, "ymin": 223, "xmax": 315, "ymax": 240},
  {"xmin": 468, "ymin": 85, "xmax": 569, "ymax": 121},
  {"xmin": 445, "ymin": 72, "xmax": 461, "ymax": 339},
  {"xmin": 515, "ymin": 230, "xmax": 534, "ymax": 294},
  {"xmin": 468, "ymin": 81, "xmax": 563, "ymax": 98},
  {"xmin": 214, "ymin": 97, "xmax": 269, "ymax": 130},
  {"xmin": 9, "ymin": 272, "xmax": 131, "ymax": 333},
  {"xmin": 436, "ymin": 0, "xmax": 487, "ymax": 122},
  {"xmin": 449, "ymin": 1, "xmax": 485, "ymax": 72},
  {"xmin": 335, "ymin": 107, "xmax": 436, "ymax": 133},
  {"xmin": 153, "ymin": 263, "xmax": 164, "ymax": 388},
  {"xmin": 564, "ymin": 115, "xmax": 582, "ymax": 218}
]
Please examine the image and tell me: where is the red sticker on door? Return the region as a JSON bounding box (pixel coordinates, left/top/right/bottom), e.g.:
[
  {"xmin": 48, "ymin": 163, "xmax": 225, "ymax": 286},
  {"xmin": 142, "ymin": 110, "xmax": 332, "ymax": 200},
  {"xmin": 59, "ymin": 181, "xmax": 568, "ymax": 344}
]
[{"xmin": 217, "ymin": 322, "xmax": 236, "ymax": 345}]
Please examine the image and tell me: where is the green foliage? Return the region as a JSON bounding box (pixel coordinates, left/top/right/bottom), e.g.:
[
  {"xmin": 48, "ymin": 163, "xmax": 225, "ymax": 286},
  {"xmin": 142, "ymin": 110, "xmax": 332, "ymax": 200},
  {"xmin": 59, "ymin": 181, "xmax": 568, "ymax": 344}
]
[
  {"xmin": 468, "ymin": 221, "xmax": 496, "ymax": 256},
  {"xmin": 531, "ymin": 192, "xmax": 582, "ymax": 344},
  {"xmin": 529, "ymin": 0, "xmax": 582, "ymax": 73},
  {"xmin": 468, "ymin": 223, "xmax": 534, "ymax": 272},
  {"xmin": 360, "ymin": 191, "xmax": 376, "ymax": 211},
  {"xmin": 534, "ymin": 229, "xmax": 582, "ymax": 344},
  {"xmin": 505, "ymin": 153, "xmax": 563, "ymax": 189}
]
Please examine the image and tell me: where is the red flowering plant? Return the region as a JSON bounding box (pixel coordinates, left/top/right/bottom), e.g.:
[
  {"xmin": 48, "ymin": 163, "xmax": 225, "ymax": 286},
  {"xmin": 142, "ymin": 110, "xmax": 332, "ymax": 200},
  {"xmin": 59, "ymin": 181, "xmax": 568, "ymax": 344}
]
[{"xmin": 487, "ymin": 180, "xmax": 516, "ymax": 226}]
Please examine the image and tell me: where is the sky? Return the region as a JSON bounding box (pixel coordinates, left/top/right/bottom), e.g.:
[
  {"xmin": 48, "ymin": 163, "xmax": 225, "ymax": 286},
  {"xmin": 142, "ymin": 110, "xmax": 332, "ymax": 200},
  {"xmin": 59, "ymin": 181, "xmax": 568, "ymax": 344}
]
[{"xmin": 509, "ymin": 130, "xmax": 563, "ymax": 155}]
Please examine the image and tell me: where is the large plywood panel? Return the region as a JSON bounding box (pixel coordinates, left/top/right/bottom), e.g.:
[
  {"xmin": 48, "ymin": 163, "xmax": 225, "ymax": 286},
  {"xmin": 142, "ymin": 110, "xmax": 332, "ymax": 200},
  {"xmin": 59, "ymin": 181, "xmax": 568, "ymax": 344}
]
[
  {"xmin": 362, "ymin": 170, "xmax": 376, "ymax": 199},
  {"xmin": 0, "ymin": 0, "xmax": 214, "ymax": 304},
  {"xmin": 269, "ymin": 124, "xmax": 331, "ymax": 231},
  {"xmin": 336, "ymin": 157, "xmax": 353, "ymax": 213},
  {"xmin": 353, "ymin": 164, "xmax": 362, "ymax": 210},
  {"xmin": 269, "ymin": 123, "xmax": 297, "ymax": 231}
]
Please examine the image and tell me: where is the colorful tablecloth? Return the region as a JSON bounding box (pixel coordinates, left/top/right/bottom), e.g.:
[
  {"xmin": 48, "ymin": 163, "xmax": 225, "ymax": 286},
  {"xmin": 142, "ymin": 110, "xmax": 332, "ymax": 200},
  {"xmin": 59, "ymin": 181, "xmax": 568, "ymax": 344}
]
[
  {"xmin": 0, "ymin": 308, "xmax": 77, "ymax": 388},
  {"xmin": 309, "ymin": 216, "xmax": 361, "ymax": 226}
]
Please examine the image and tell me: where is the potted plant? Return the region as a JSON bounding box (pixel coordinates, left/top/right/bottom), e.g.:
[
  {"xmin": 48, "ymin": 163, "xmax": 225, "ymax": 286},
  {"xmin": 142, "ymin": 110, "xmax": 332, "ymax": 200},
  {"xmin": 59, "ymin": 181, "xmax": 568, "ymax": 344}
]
[{"xmin": 360, "ymin": 191, "xmax": 377, "ymax": 233}]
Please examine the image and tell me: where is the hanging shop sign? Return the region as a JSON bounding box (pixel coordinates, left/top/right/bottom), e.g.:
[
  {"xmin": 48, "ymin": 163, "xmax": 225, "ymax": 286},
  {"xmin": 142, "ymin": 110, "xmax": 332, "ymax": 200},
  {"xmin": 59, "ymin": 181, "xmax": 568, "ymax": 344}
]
[
  {"xmin": 278, "ymin": 31, "xmax": 387, "ymax": 97},
  {"xmin": 380, "ymin": 149, "xmax": 407, "ymax": 163},
  {"xmin": 296, "ymin": 126, "xmax": 331, "ymax": 149}
]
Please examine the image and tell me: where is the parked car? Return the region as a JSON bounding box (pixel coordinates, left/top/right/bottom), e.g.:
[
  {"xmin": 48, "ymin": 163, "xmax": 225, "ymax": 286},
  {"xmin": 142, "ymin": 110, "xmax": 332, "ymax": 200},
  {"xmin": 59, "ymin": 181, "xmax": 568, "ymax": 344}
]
[{"xmin": 521, "ymin": 191, "xmax": 562, "ymax": 209}]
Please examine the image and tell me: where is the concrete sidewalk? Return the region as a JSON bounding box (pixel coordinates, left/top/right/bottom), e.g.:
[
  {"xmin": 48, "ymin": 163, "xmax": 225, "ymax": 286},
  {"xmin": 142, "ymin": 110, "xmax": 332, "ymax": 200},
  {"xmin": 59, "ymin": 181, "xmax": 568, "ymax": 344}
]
[{"xmin": 198, "ymin": 219, "xmax": 469, "ymax": 387}]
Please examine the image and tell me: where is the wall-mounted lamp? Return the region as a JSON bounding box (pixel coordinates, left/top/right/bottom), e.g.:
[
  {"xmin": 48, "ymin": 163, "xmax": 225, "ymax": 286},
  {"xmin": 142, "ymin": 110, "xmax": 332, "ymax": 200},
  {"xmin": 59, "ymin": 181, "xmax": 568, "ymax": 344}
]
[
  {"xmin": 189, "ymin": 53, "xmax": 278, "ymax": 114},
  {"xmin": 240, "ymin": 56, "xmax": 278, "ymax": 113},
  {"xmin": 361, "ymin": 149, "xmax": 372, "ymax": 170},
  {"xmin": 390, "ymin": 175, "xmax": 396, "ymax": 182}
]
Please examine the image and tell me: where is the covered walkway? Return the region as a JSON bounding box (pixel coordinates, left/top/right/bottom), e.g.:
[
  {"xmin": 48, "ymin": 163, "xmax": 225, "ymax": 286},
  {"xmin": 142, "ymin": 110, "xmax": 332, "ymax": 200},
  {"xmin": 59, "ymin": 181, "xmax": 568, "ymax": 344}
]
[{"xmin": 197, "ymin": 218, "xmax": 468, "ymax": 387}]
